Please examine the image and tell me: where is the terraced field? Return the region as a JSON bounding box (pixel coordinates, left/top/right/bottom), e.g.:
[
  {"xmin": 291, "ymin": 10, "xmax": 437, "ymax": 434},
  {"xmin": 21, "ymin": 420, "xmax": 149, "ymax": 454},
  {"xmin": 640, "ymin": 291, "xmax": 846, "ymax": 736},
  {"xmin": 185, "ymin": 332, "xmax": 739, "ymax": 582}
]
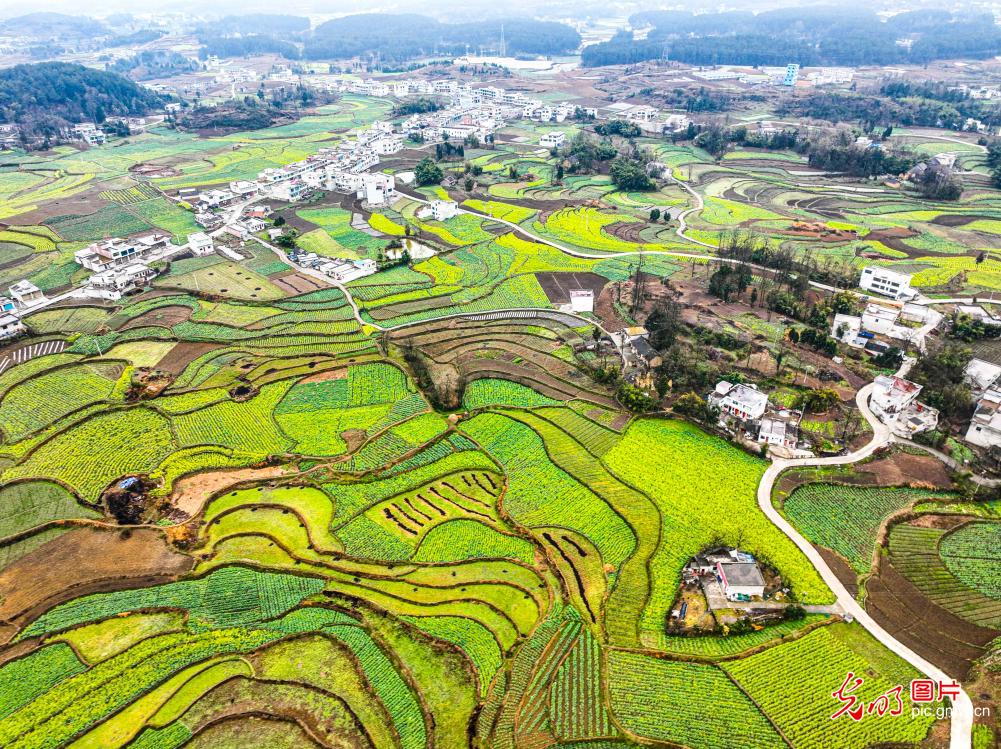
[
  {"xmin": 888, "ymin": 520, "xmax": 1001, "ymax": 628},
  {"xmin": 0, "ymin": 91, "xmax": 973, "ymax": 749}
]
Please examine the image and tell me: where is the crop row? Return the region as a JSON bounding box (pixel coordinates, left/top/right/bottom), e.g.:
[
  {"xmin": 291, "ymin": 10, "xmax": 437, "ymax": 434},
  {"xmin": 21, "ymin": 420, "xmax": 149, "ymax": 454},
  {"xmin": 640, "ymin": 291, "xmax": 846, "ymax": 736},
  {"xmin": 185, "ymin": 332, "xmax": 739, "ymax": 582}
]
[{"xmin": 723, "ymin": 624, "xmax": 933, "ymax": 749}]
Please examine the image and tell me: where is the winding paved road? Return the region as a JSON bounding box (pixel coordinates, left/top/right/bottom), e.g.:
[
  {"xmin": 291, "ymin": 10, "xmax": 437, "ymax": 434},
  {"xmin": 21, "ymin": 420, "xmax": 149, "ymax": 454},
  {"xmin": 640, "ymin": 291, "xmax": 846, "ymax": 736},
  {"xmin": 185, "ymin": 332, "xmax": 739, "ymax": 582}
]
[{"xmin": 758, "ymin": 382, "xmax": 974, "ymax": 749}]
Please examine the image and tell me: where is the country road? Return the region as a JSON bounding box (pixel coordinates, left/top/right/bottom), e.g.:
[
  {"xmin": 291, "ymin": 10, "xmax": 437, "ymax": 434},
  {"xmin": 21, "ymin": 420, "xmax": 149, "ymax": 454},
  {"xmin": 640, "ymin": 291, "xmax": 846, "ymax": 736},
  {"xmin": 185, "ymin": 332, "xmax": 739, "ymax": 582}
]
[{"xmin": 757, "ymin": 381, "xmax": 974, "ymax": 749}]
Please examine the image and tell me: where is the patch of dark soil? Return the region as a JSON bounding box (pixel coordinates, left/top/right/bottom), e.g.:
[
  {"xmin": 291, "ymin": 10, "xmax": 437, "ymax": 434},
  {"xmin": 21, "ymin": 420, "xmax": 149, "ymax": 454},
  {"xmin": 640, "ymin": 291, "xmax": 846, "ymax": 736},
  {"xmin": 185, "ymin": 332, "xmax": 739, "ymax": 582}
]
[
  {"xmin": 0, "ymin": 526, "xmax": 193, "ymax": 644},
  {"xmin": 155, "ymin": 341, "xmax": 223, "ymax": 375},
  {"xmin": 536, "ymin": 271, "xmax": 608, "ymax": 305},
  {"xmin": 932, "ymin": 214, "xmax": 996, "ymax": 227},
  {"xmin": 866, "ymin": 559, "xmax": 999, "ymax": 680},
  {"xmin": 118, "ymin": 305, "xmax": 193, "ymax": 331},
  {"xmin": 815, "ymin": 545, "xmax": 858, "ymax": 598},
  {"xmin": 272, "ymin": 273, "xmax": 328, "ymax": 295}
]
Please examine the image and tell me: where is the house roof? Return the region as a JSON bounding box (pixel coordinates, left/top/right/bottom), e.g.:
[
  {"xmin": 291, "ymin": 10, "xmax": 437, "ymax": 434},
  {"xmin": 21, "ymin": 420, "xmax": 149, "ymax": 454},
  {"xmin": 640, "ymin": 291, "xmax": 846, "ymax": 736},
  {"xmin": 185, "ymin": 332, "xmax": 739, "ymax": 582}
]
[
  {"xmin": 722, "ymin": 383, "xmax": 768, "ymax": 412},
  {"xmin": 972, "ymin": 389, "xmax": 1001, "ymax": 430},
  {"xmin": 718, "ymin": 562, "xmax": 765, "ymax": 588},
  {"xmin": 863, "ymin": 303, "xmax": 898, "ymax": 323},
  {"xmin": 965, "ymin": 358, "xmax": 1001, "ymax": 391},
  {"xmin": 9, "ymin": 280, "xmax": 40, "ymax": 294},
  {"xmin": 873, "ymin": 375, "xmax": 921, "ymax": 399},
  {"xmin": 632, "ymin": 337, "xmax": 659, "ymax": 361}
]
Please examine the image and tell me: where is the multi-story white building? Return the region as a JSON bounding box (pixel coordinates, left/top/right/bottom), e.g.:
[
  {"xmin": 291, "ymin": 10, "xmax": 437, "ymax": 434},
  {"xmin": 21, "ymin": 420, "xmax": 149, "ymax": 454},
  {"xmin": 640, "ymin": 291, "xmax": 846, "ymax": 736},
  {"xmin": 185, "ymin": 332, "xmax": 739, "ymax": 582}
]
[
  {"xmin": 8, "ymin": 280, "xmax": 46, "ymax": 309},
  {"xmin": 359, "ymin": 174, "xmax": 396, "ymax": 206},
  {"xmin": 84, "ymin": 264, "xmax": 156, "ymax": 301},
  {"xmin": 430, "ymin": 200, "xmax": 459, "ymax": 221},
  {"xmin": 966, "ymin": 388, "xmax": 1001, "ymax": 448},
  {"xmin": 187, "ymin": 232, "xmax": 214, "ymax": 256},
  {"xmin": 870, "ymin": 375, "xmax": 938, "ymax": 435},
  {"xmin": 0, "ymin": 312, "xmax": 25, "ymax": 340},
  {"xmin": 860, "ymin": 266, "xmax": 914, "ymax": 300},
  {"xmin": 370, "ymin": 135, "xmax": 404, "ymax": 155},
  {"xmin": 74, "ymin": 233, "xmax": 169, "ymax": 272},
  {"xmin": 268, "ymin": 179, "xmax": 310, "ymax": 203},
  {"xmin": 709, "ymin": 381, "xmax": 769, "ymax": 422},
  {"xmin": 965, "ymin": 358, "xmax": 1001, "ymax": 395},
  {"xmin": 540, "ymin": 131, "xmax": 566, "ymax": 149}
]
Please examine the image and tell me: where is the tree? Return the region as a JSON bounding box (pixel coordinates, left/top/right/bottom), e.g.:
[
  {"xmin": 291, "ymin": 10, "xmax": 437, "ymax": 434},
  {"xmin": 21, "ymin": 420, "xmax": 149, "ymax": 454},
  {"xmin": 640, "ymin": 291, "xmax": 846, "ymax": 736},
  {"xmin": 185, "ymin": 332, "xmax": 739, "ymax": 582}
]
[
  {"xmin": 796, "ymin": 388, "xmax": 840, "ymax": 413},
  {"xmin": 645, "ymin": 299, "xmax": 683, "ymax": 350},
  {"xmin": 872, "ymin": 346, "xmax": 903, "ymax": 369},
  {"xmin": 617, "ymin": 382, "xmax": 657, "ymax": 412},
  {"xmin": 414, "ymin": 157, "xmax": 443, "ymax": 186},
  {"xmin": 708, "ymin": 263, "xmax": 752, "ymax": 302},
  {"xmin": 673, "ymin": 392, "xmax": 718, "ymax": 423},
  {"xmin": 649, "ymin": 208, "xmax": 661, "ymax": 222},
  {"xmin": 694, "ymin": 123, "xmax": 729, "ymax": 160},
  {"xmin": 609, "ymin": 157, "xmax": 654, "ymax": 191},
  {"xmin": 909, "ymin": 343, "xmax": 974, "ymax": 421},
  {"xmin": 916, "ymin": 163, "xmax": 963, "ymax": 200}
]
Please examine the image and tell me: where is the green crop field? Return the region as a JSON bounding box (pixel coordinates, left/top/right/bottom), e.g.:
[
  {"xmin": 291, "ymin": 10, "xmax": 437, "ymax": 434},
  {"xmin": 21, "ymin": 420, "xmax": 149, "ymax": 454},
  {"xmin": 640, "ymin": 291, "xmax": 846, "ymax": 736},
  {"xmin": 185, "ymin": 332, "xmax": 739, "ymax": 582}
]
[
  {"xmin": 940, "ymin": 522, "xmax": 1001, "ymax": 599},
  {"xmin": 888, "ymin": 522, "xmax": 1001, "ymax": 628},
  {"xmin": 782, "ymin": 484, "xmax": 951, "ymax": 574}
]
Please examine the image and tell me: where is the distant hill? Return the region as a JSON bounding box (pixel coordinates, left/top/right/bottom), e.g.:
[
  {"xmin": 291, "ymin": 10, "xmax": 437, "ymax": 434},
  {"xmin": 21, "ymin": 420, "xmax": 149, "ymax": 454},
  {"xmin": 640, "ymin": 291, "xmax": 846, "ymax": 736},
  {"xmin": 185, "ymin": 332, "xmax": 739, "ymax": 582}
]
[
  {"xmin": 2, "ymin": 12, "xmax": 109, "ymax": 39},
  {"xmin": 585, "ymin": 7, "xmax": 1001, "ymax": 67},
  {"xmin": 198, "ymin": 14, "xmax": 310, "ymax": 38},
  {"xmin": 0, "ymin": 62, "xmax": 165, "ymax": 126},
  {"xmin": 304, "ymin": 14, "xmax": 580, "ymax": 63}
]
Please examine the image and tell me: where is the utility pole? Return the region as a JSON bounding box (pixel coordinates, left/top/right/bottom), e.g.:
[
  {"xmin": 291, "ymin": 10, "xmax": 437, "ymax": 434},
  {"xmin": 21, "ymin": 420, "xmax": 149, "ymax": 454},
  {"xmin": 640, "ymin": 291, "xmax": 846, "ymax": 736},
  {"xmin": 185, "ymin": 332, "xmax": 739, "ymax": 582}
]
[{"xmin": 631, "ymin": 250, "xmax": 646, "ymax": 314}]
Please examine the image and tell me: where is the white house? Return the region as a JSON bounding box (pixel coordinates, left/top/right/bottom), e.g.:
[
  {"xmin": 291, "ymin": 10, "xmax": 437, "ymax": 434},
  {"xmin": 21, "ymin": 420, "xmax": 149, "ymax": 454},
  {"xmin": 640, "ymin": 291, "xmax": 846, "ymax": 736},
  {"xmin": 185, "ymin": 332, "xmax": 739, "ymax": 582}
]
[
  {"xmin": 569, "ymin": 289, "xmax": 594, "ymax": 314},
  {"xmin": 268, "ymin": 179, "xmax": 310, "ymax": 203},
  {"xmin": 717, "ymin": 561, "xmax": 766, "ymax": 600},
  {"xmin": 197, "ymin": 189, "xmax": 237, "ymax": 208},
  {"xmin": 861, "ymin": 304, "xmax": 900, "ymax": 336},
  {"xmin": 83, "ymin": 264, "xmax": 156, "ymax": 301},
  {"xmin": 709, "ymin": 381, "xmax": 769, "ymax": 422},
  {"xmin": 965, "ymin": 358, "xmax": 1001, "ymax": 395},
  {"xmin": 229, "ymin": 180, "xmax": 259, "ymax": 197},
  {"xmin": 870, "ymin": 375, "xmax": 939, "ymax": 435},
  {"xmin": 75, "ymin": 239, "xmax": 145, "ymax": 272},
  {"xmin": 539, "ymin": 131, "xmax": 566, "ymax": 149},
  {"xmin": 430, "ymin": 200, "xmax": 459, "ymax": 221},
  {"xmin": 360, "ymin": 174, "xmax": 396, "ymax": 207},
  {"xmin": 831, "ymin": 313, "xmax": 863, "ymax": 345},
  {"xmin": 319, "ymin": 258, "xmax": 378, "ymax": 282},
  {"xmin": 187, "ymin": 232, "xmax": 214, "ymax": 256},
  {"xmin": 370, "ymin": 135, "xmax": 404, "ymax": 155},
  {"xmin": 860, "ymin": 266, "xmax": 914, "ymax": 300},
  {"xmin": 756, "ymin": 410, "xmax": 801, "ymax": 449},
  {"xmin": 965, "ymin": 388, "xmax": 1001, "ymax": 449},
  {"xmin": 0, "ymin": 313, "xmax": 25, "ymax": 340},
  {"xmin": 8, "ymin": 280, "xmax": 46, "ymax": 309}
]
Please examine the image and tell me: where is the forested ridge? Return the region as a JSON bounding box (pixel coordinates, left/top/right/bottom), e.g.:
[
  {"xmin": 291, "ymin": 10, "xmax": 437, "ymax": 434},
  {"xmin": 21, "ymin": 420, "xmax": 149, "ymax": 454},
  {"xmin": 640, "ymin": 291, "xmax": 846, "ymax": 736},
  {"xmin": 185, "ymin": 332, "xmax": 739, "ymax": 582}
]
[
  {"xmin": 0, "ymin": 62, "xmax": 165, "ymax": 125},
  {"xmin": 583, "ymin": 8, "xmax": 1001, "ymax": 67}
]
